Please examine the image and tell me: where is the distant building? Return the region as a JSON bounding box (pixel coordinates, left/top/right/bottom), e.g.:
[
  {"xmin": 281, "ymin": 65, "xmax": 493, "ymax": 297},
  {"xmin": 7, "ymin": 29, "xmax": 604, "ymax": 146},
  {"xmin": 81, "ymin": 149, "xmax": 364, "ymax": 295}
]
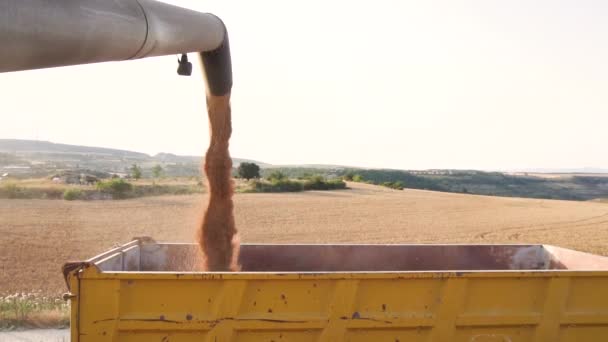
[{"xmin": 110, "ymin": 172, "xmax": 128, "ymax": 179}]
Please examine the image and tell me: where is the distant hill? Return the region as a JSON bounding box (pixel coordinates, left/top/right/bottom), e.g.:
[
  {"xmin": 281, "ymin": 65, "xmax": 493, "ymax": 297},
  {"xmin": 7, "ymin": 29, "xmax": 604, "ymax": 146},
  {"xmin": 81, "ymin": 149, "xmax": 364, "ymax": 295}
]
[
  {"xmin": 153, "ymin": 152, "xmax": 199, "ymax": 163},
  {"xmin": 0, "ymin": 139, "xmax": 267, "ymax": 177},
  {"xmin": 153, "ymin": 152, "xmax": 268, "ymax": 167},
  {"xmin": 512, "ymin": 167, "xmax": 608, "ymax": 174},
  {"xmin": 3, "ymin": 139, "xmax": 608, "ymax": 202},
  {"xmin": 262, "ymin": 167, "xmax": 608, "ymax": 202},
  {"xmin": 0, "ymin": 139, "xmax": 148, "ymax": 158}
]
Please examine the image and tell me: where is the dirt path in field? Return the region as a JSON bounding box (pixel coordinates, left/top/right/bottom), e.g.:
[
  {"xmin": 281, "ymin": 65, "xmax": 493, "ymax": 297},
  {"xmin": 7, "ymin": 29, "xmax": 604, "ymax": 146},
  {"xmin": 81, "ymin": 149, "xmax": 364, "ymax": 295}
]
[{"xmin": 1, "ymin": 182, "xmax": 608, "ymax": 294}]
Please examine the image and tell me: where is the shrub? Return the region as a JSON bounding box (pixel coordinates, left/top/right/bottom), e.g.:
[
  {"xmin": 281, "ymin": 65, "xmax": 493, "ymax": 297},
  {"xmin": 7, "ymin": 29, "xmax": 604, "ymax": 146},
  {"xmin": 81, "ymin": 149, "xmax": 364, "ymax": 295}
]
[
  {"xmin": 252, "ymin": 179, "xmax": 303, "ymax": 192},
  {"xmin": 0, "ymin": 184, "xmax": 64, "ymax": 200},
  {"xmin": 381, "ymin": 181, "xmax": 404, "ymax": 190},
  {"xmin": 96, "ymin": 179, "xmax": 133, "ymax": 199},
  {"xmin": 303, "ymin": 175, "xmax": 347, "ymax": 190},
  {"xmin": 266, "ymin": 170, "xmax": 287, "ymax": 182},
  {"xmin": 303, "ymin": 175, "xmax": 325, "ymax": 188},
  {"xmin": 352, "ymin": 174, "xmax": 364, "ymax": 182},
  {"xmin": 270, "ymin": 179, "xmax": 303, "ymax": 192},
  {"xmin": 0, "ymin": 183, "xmax": 22, "ymax": 199},
  {"xmin": 131, "ymin": 184, "xmax": 202, "ymax": 197},
  {"xmin": 297, "ymin": 172, "xmax": 313, "ymax": 180},
  {"xmin": 63, "ymin": 188, "xmax": 83, "ymax": 201},
  {"xmin": 343, "ymin": 172, "xmax": 355, "ymax": 181},
  {"xmin": 248, "ymin": 176, "xmax": 347, "ymax": 193},
  {"xmin": 326, "ymin": 179, "xmax": 347, "ymax": 189}
]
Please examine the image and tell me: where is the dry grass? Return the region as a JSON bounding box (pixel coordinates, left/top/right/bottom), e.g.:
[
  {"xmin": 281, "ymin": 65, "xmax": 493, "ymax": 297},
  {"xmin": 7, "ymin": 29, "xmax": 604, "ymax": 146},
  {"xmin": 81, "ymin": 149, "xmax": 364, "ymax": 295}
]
[
  {"xmin": 0, "ymin": 292, "xmax": 69, "ymax": 329},
  {"xmin": 1, "ymin": 182, "xmax": 608, "ymax": 295}
]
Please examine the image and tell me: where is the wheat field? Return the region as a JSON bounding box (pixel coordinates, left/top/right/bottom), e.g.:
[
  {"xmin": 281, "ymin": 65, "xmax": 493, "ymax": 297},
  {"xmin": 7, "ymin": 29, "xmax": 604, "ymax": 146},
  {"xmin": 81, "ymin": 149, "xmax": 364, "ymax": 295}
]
[{"xmin": 1, "ymin": 182, "xmax": 608, "ymax": 294}]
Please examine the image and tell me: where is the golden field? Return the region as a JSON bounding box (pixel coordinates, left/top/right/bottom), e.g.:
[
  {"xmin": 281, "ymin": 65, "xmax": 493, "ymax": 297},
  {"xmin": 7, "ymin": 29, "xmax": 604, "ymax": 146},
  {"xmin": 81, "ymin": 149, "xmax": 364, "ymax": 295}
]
[{"xmin": 1, "ymin": 182, "xmax": 608, "ymax": 295}]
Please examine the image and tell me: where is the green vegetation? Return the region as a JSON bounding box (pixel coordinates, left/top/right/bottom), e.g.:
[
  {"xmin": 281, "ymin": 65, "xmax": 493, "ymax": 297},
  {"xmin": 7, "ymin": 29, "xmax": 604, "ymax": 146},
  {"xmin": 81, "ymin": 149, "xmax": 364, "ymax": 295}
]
[
  {"xmin": 266, "ymin": 167, "xmax": 608, "ymax": 201},
  {"xmin": 129, "ymin": 164, "xmax": 142, "ymax": 180},
  {"xmin": 131, "ymin": 183, "xmax": 202, "ymax": 197},
  {"xmin": 63, "ymin": 188, "xmax": 83, "ymax": 201},
  {"xmin": 3, "ymin": 136, "xmax": 608, "ymax": 201},
  {"xmin": 380, "ymin": 181, "xmax": 405, "ymax": 190},
  {"xmin": 8, "ymin": 139, "xmax": 606, "ymax": 201},
  {"xmin": 237, "ymin": 162, "xmax": 261, "ymax": 180},
  {"xmin": 346, "ymin": 173, "xmax": 404, "ymax": 190},
  {"xmin": 4, "ymin": 168, "xmax": 608, "ymax": 201},
  {"xmin": 303, "ymin": 175, "xmax": 347, "ymax": 190},
  {"xmin": 342, "ymin": 172, "xmax": 355, "ymax": 181},
  {"xmin": 352, "ymin": 174, "xmax": 364, "ymax": 182},
  {"xmin": 251, "ymin": 179, "xmax": 304, "ymax": 192},
  {"xmin": 266, "ymin": 170, "xmax": 288, "ymax": 182},
  {"xmin": 97, "ymin": 178, "xmax": 133, "ymax": 199},
  {"xmin": 245, "ymin": 174, "xmax": 347, "ymax": 193},
  {"xmin": 344, "ymin": 169, "xmax": 443, "ymax": 191},
  {"xmin": 152, "ymin": 164, "xmax": 163, "ymax": 178},
  {"xmin": 0, "ymin": 183, "xmax": 63, "ymax": 200},
  {"xmin": 93, "ymin": 179, "xmax": 201, "ymax": 199},
  {"xmin": 0, "ymin": 177, "xmax": 203, "ymax": 201},
  {"xmin": 260, "ymin": 167, "xmax": 341, "ymax": 180},
  {"xmin": 0, "ymin": 292, "xmax": 69, "ymax": 329},
  {"xmin": 0, "ymin": 183, "xmax": 22, "ymax": 199},
  {"xmin": 345, "ymin": 169, "xmax": 608, "ymax": 200}
]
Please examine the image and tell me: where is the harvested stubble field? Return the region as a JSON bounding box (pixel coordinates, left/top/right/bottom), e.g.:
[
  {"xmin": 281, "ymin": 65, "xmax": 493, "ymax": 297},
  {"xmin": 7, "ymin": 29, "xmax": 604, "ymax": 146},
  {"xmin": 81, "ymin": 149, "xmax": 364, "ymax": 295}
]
[{"xmin": 1, "ymin": 182, "xmax": 608, "ymax": 295}]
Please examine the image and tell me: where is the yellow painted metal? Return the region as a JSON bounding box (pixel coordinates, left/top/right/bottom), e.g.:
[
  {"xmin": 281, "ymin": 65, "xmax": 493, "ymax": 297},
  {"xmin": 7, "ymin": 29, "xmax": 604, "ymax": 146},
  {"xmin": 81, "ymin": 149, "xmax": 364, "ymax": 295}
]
[{"xmin": 66, "ymin": 241, "xmax": 608, "ymax": 342}]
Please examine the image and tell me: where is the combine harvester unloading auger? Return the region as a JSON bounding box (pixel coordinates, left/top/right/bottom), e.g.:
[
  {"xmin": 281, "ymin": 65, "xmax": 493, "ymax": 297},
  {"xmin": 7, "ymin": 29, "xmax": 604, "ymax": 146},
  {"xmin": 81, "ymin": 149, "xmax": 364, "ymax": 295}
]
[{"xmin": 2, "ymin": 1, "xmax": 608, "ymax": 341}]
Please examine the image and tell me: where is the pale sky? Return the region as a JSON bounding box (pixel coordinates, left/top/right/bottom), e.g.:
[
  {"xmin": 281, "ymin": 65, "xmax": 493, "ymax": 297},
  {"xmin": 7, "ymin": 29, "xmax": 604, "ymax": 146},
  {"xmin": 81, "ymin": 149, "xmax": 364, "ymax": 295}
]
[{"xmin": 1, "ymin": 0, "xmax": 607, "ymax": 170}]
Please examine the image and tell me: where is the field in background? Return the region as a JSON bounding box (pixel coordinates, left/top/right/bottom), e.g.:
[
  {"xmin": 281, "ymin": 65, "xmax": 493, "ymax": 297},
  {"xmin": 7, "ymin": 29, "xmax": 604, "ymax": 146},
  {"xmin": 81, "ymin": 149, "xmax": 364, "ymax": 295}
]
[
  {"xmin": 2, "ymin": 182, "xmax": 608, "ymax": 296},
  {"xmin": 0, "ymin": 176, "xmax": 345, "ymax": 200},
  {"xmin": 0, "ymin": 177, "xmax": 206, "ymax": 200}
]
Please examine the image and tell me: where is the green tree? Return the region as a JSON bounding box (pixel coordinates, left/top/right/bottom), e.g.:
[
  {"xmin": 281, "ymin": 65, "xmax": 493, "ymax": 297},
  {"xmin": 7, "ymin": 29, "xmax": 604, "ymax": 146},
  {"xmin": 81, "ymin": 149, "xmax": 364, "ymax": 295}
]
[
  {"xmin": 237, "ymin": 162, "xmax": 260, "ymax": 180},
  {"xmin": 130, "ymin": 164, "xmax": 142, "ymax": 180},
  {"xmin": 152, "ymin": 164, "xmax": 163, "ymax": 178},
  {"xmin": 352, "ymin": 174, "xmax": 364, "ymax": 182},
  {"xmin": 343, "ymin": 172, "xmax": 355, "ymax": 181}
]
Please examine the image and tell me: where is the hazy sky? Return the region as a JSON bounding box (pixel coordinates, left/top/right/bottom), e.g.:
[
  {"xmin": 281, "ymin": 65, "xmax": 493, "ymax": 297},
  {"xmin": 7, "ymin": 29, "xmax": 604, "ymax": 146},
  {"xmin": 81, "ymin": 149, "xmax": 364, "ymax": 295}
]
[{"xmin": 1, "ymin": 0, "xmax": 607, "ymax": 170}]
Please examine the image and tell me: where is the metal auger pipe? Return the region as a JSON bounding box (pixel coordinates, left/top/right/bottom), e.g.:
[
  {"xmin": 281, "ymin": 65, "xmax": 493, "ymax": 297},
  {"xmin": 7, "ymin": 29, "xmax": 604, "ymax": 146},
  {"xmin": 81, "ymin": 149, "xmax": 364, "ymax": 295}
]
[{"xmin": 0, "ymin": 0, "xmax": 232, "ymax": 95}]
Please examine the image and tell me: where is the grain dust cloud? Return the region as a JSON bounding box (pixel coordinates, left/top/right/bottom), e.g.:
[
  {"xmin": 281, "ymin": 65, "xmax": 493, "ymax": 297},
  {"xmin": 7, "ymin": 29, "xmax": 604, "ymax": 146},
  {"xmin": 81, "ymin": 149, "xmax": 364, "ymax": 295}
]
[{"xmin": 197, "ymin": 93, "xmax": 240, "ymax": 271}]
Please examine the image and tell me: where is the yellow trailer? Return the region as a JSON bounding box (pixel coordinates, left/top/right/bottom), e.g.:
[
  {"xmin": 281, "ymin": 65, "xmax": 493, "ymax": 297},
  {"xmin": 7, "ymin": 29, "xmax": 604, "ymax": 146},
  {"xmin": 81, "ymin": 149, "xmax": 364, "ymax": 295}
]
[{"xmin": 64, "ymin": 237, "xmax": 608, "ymax": 341}]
